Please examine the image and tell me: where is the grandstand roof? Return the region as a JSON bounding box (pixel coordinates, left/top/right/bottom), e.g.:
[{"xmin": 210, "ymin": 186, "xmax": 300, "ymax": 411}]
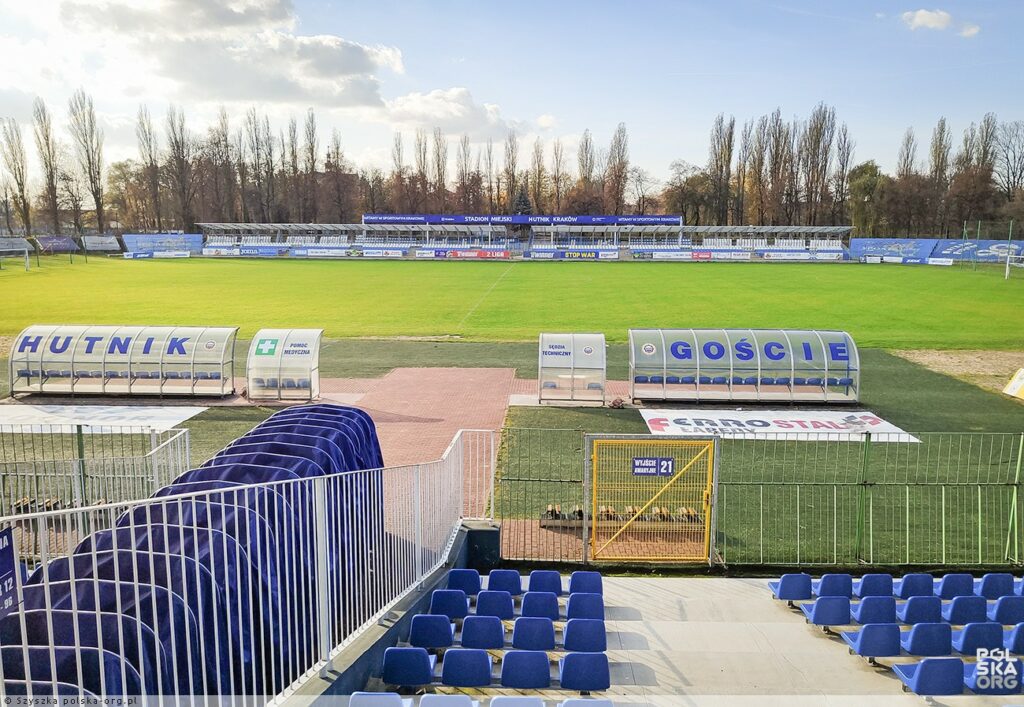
[{"xmin": 682, "ymin": 225, "xmax": 852, "ymax": 234}]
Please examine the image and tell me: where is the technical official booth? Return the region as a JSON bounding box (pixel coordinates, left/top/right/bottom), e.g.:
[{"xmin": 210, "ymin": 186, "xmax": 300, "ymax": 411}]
[
  {"xmin": 9, "ymin": 325, "xmax": 238, "ymax": 397},
  {"xmin": 629, "ymin": 328, "xmax": 859, "ymax": 403},
  {"xmin": 538, "ymin": 332, "xmax": 607, "ymax": 403}
]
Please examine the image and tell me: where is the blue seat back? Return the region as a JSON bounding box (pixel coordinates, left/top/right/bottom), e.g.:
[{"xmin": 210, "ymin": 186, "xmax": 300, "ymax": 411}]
[
  {"xmin": 906, "ymin": 657, "xmax": 964, "ymax": 695},
  {"xmin": 487, "ymin": 570, "xmax": 523, "ymax": 596},
  {"xmin": 977, "ymin": 573, "xmax": 1015, "ymax": 600},
  {"xmin": 1005, "ymin": 623, "xmax": 1024, "ymax": 654},
  {"xmin": 855, "ymin": 573, "xmax": 893, "ymax": 597},
  {"xmin": 563, "ymin": 618, "xmax": 607, "ymax": 652},
  {"xmin": 903, "ymin": 623, "xmax": 952, "ymax": 656},
  {"xmin": 992, "ymin": 596, "xmax": 1024, "ymax": 625},
  {"xmin": 512, "ymin": 617, "xmax": 556, "ymax": 651},
  {"xmin": 447, "ymin": 569, "xmax": 482, "ymax": 596},
  {"xmin": 475, "ymin": 590, "xmax": 514, "ymax": 620},
  {"xmin": 897, "ymin": 573, "xmax": 934, "ymax": 599},
  {"xmin": 559, "ymin": 652, "xmax": 610, "ymax": 692},
  {"xmin": 854, "ymin": 596, "xmax": 896, "ymax": 624},
  {"xmin": 568, "ymin": 571, "xmax": 603, "ymax": 596},
  {"xmin": 440, "ymin": 648, "xmax": 491, "ymax": 687},
  {"xmin": 900, "ymin": 596, "xmax": 942, "ymax": 624},
  {"xmin": 382, "ymin": 647, "xmax": 433, "ymax": 687},
  {"xmin": 844, "ymin": 623, "xmax": 900, "ymax": 657},
  {"xmin": 500, "ymin": 650, "xmax": 551, "ymax": 689},
  {"xmin": 460, "ymin": 615, "xmax": 504, "ymax": 650},
  {"xmin": 945, "ymin": 596, "xmax": 988, "ymax": 625},
  {"xmin": 429, "ymin": 589, "xmax": 469, "ymax": 620},
  {"xmin": 954, "ymin": 622, "xmax": 1003, "ymax": 654},
  {"xmin": 528, "ymin": 570, "xmax": 563, "ymax": 596},
  {"xmin": 936, "ymin": 573, "xmax": 974, "ymax": 599},
  {"xmin": 521, "ymin": 591, "xmax": 560, "ymax": 621},
  {"xmin": 566, "ymin": 592, "xmax": 604, "ymax": 621},
  {"xmin": 815, "ymin": 573, "xmax": 853, "ymax": 597},
  {"xmin": 807, "ymin": 596, "xmax": 850, "ymax": 625},
  {"xmin": 770, "ymin": 573, "xmax": 812, "ymax": 601},
  {"xmin": 409, "ymin": 614, "xmax": 453, "ymax": 649}
]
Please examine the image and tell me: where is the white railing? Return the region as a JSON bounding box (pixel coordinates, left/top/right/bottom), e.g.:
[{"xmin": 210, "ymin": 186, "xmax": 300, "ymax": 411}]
[
  {"xmin": 0, "ymin": 428, "xmax": 491, "ymax": 699},
  {"xmin": 0, "ymin": 429, "xmax": 190, "ymax": 517}
]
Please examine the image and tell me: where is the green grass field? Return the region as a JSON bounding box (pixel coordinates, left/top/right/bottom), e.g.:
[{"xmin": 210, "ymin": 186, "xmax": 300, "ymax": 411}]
[{"xmin": 2, "ymin": 257, "xmax": 1021, "ymax": 348}]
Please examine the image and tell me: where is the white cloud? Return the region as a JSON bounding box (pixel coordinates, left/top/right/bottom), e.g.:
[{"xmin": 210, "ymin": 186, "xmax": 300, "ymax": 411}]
[
  {"xmin": 387, "ymin": 88, "xmax": 512, "ymax": 139},
  {"xmin": 901, "ymin": 9, "xmax": 952, "ymax": 30},
  {"xmin": 536, "ymin": 114, "xmax": 557, "ymax": 130},
  {"xmin": 959, "ymin": 23, "xmax": 980, "ymax": 38}
]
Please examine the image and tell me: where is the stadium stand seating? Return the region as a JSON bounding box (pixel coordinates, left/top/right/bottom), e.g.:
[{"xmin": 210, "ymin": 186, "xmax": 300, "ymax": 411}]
[{"xmin": 772, "ymin": 571, "xmax": 1024, "ymax": 696}]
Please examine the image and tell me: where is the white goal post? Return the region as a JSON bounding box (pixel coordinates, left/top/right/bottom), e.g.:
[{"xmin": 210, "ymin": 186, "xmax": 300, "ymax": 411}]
[
  {"xmin": 1007, "ymin": 253, "xmax": 1024, "ymax": 280},
  {"xmin": 0, "ymin": 248, "xmax": 29, "ymax": 271}
]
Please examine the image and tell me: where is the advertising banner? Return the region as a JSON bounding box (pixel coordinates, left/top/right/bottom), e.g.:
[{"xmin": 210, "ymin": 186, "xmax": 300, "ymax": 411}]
[
  {"xmin": 34, "ymin": 235, "xmax": 79, "ymax": 253},
  {"xmin": 848, "ymin": 238, "xmax": 939, "ymax": 260},
  {"xmin": 361, "ymin": 248, "xmax": 406, "ymax": 258},
  {"xmin": 931, "ymin": 239, "xmax": 1024, "ymax": 262},
  {"xmin": 761, "ymin": 251, "xmax": 811, "ymax": 261},
  {"xmin": 82, "ymin": 236, "xmax": 121, "ymax": 252},
  {"xmin": 711, "ymin": 251, "xmax": 752, "ymax": 261},
  {"xmin": 1004, "ymin": 369, "xmax": 1024, "ymax": 401},
  {"xmin": 122, "ymin": 233, "xmax": 203, "ymax": 254},
  {"xmin": 525, "ymin": 251, "xmax": 554, "ymax": 259},
  {"xmin": 691, "ymin": 251, "xmax": 712, "ymax": 261},
  {"xmin": 0, "ymin": 528, "xmax": 16, "ymax": 620},
  {"xmin": 123, "ymin": 252, "xmax": 153, "ymax": 259},
  {"xmin": 928, "ymin": 257, "xmax": 954, "ymax": 266},
  {"xmin": 240, "ymin": 245, "xmax": 290, "ymax": 257},
  {"xmin": 153, "ymin": 250, "xmax": 190, "ymax": 258},
  {"xmin": 362, "ymin": 213, "xmax": 681, "ymax": 226},
  {"xmin": 651, "ymin": 251, "xmax": 692, "ymax": 260},
  {"xmin": 641, "ymin": 409, "xmax": 916, "ymax": 442},
  {"xmin": 203, "ymin": 246, "xmax": 241, "ymax": 256},
  {"xmin": 291, "ymin": 246, "xmax": 350, "ymax": 258},
  {"xmin": 416, "ymin": 249, "xmax": 440, "ymax": 258},
  {"xmin": 446, "ymin": 249, "xmax": 511, "ymax": 259}
]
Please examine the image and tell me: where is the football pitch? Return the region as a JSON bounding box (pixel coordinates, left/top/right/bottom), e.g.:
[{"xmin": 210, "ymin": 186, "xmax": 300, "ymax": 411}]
[{"xmin": 1, "ymin": 257, "xmax": 1021, "ymax": 348}]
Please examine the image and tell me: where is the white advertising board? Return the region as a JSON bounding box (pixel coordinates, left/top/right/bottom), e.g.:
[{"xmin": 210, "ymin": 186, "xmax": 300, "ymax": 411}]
[{"xmin": 640, "ymin": 409, "xmax": 917, "ymax": 442}]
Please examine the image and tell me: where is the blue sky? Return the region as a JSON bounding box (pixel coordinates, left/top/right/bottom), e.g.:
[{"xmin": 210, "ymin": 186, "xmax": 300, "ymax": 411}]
[{"xmin": 0, "ymin": 0, "xmax": 1019, "ymax": 179}]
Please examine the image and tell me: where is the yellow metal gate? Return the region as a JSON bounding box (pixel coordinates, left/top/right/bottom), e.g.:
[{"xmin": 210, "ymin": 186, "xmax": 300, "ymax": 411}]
[{"xmin": 588, "ymin": 436, "xmax": 717, "ymax": 563}]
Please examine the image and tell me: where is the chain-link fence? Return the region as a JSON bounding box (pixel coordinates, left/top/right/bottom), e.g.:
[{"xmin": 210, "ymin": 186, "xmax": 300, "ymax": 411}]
[{"xmin": 493, "ymin": 428, "xmax": 1024, "ymax": 567}]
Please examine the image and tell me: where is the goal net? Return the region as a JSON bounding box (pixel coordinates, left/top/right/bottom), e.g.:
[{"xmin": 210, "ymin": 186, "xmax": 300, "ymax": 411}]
[
  {"xmin": 1006, "ymin": 254, "xmax": 1024, "ymax": 280},
  {"xmin": 0, "ymin": 248, "xmax": 29, "ymax": 271}
]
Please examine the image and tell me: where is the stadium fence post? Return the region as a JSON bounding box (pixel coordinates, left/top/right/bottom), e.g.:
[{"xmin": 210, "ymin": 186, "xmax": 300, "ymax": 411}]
[
  {"xmin": 313, "ymin": 476, "xmax": 332, "ymax": 672},
  {"xmin": 1005, "ymin": 433, "xmax": 1024, "ymax": 563},
  {"xmin": 414, "ymin": 464, "xmax": 423, "ymax": 586},
  {"xmin": 853, "ymin": 432, "xmax": 872, "ymax": 562}
]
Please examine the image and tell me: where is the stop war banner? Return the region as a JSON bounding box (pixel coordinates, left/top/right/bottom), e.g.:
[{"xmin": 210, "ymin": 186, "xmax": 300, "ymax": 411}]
[{"xmin": 640, "ymin": 409, "xmax": 918, "ymax": 442}]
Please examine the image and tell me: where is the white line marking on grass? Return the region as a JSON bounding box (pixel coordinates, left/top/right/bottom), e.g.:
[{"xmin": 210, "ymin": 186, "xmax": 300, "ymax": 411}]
[{"xmin": 457, "ymin": 263, "xmax": 517, "ymax": 328}]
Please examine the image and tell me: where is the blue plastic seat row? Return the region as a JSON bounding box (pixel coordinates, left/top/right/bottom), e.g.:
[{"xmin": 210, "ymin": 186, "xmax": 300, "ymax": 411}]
[
  {"xmin": 448, "ymin": 569, "xmax": 602, "ymax": 597},
  {"xmin": 893, "ymin": 656, "xmax": 1023, "ymax": 696},
  {"xmin": 803, "ymin": 594, "xmax": 1024, "ymax": 627},
  {"xmin": 844, "ymin": 621, "xmax": 1024, "ymax": 658},
  {"xmin": 251, "ymin": 378, "xmax": 311, "ymax": 388},
  {"xmin": 410, "ymin": 614, "xmax": 606, "ymax": 652},
  {"xmin": 633, "ymin": 375, "xmax": 851, "ymax": 386},
  {"xmin": 430, "ymin": 589, "xmax": 604, "ymax": 622},
  {"xmin": 381, "ymin": 646, "xmax": 610, "ymax": 691},
  {"xmin": 771, "ymin": 572, "xmax": 1024, "ymax": 602}
]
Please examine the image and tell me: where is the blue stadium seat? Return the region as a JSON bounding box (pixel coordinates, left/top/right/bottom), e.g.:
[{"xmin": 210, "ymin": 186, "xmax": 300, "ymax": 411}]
[
  {"xmin": 500, "ymin": 650, "xmax": 551, "ymax": 689},
  {"xmin": 265, "ymin": 377, "xmax": 277, "ymax": 387},
  {"xmin": 665, "ymin": 376, "xmax": 680, "ymax": 384},
  {"xmin": 440, "ymin": 648, "xmax": 492, "ymax": 687},
  {"xmin": 942, "ymin": 596, "xmax": 988, "ymax": 625},
  {"xmin": 898, "ymin": 596, "xmax": 942, "ymax": 624},
  {"xmin": 559, "ymin": 652, "xmax": 610, "ymax": 692},
  {"xmin": 806, "ymin": 377, "xmax": 824, "ymax": 386},
  {"xmin": 563, "ymin": 619, "xmax": 607, "ymax": 652},
  {"xmin": 486, "ymin": 570, "xmax": 523, "ymax": 596},
  {"xmin": 541, "ymin": 381, "xmax": 556, "ymax": 389},
  {"xmin": 460, "ymin": 615, "xmax": 504, "ymax": 650},
  {"xmin": 566, "ymin": 593, "xmax": 604, "ymax": 621},
  {"xmin": 194, "ymin": 371, "xmax": 210, "ymax": 380},
  {"xmin": 964, "ymin": 657, "xmax": 1023, "ymax": 695},
  {"xmin": 448, "ymin": 569, "xmax": 482, "ymax": 596},
  {"xmin": 698, "ymin": 375, "xmax": 712, "ymax": 385},
  {"xmin": 800, "ymin": 596, "xmax": 850, "ymax": 628},
  {"xmin": 743, "ymin": 376, "xmax": 757, "ymax": 385},
  {"xmin": 952, "ymin": 622, "xmax": 1003, "ymax": 654},
  {"xmin": 382, "ymin": 647, "xmax": 435, "ymax": 687},
  {"xmin": 283, "ymin": 379, "xmax": 297, "ymax": 389},
  {"xmin": 893, "ymin": 657, "xmax": 964, "ymax": 696},
  {"xmin": 528, "ymin": 570, "xmax": 564, "ymax": 596},
  {"xmin": 895, "ymin": 573, "xmax": 934, "ymax": 599},
  {"xmin": 210, "ymin": 372, "xmax": 222, "ymax": 380},
  {"xmin": 901, "ymin": 623, "xmax": 952, "ymax": 656},
  {"xmin": 851, "ymin": 596, "xmax": 896, "ymax": 624},
  {"xmin": 297, "ymin": 379, "xmax": 310, "ymax": 388},
  {"xmin": 634, "ymin": 375, "xmax": 649, "ymax": 384},
  {"xmin": 409, "ymin": 614, "xmax": 455, "ymax": 650},
  {"xmin": 649, "ymin": 375, "xmax": 664, "ymax": 384},
  {"xmin": 681, "ymin": 376, "xmax": 696, "ymax": 384},
  {"xmin": 1006, "ymin": 624, "xmax": 1024, "ymax": 654},
  {"xmin": 512, "ymin": 617, "xmax": 556, "ymax": 651},
  {"xmin": 711, "ymin": 376, "xmax": 727, "ymax": 385},
  {"xmin": 475, "ymin": 590, "xmax": 514, "ymax": 620},
  {"xmin": 569, "ymin": 571, "xmax": 603, "ymax": 596},
  {"xmin": 827, "ymin": 377, "xmax": 841, "ymax": 386},
  {"xmin": 349, "ymin": 693, "xmax": 406, "ymax": 707},
  {"xmin": 989, "ymin": 596, "xmax": 1024, "ymax": 625},
  {"xmin": 775, "ymin": 376, "xmax": 790, "ymax": 385},
  {"xmin": 730, "ymin": 376, "xmax": 744, "ymax": 385},
  {"xmin": 759, "ymin": 376, "xmax": 775, "ymax": 385},
  {"xmin": 812, "ymin": 573, "xmax": 853, "ymax": 598},
  {"xmin": 430, "ymin": 589, "xmax": 470, "ymax": 620},
  {"xmin": 936, "ymin": 573, "xmax": 975, "ymax": 599},
  {"xmin": 841, "ymin": 623, "xmax": 901, "ymax": 659},
  {"xmin": 854, "ymin": 573, "xmax": 894, "ymax": 598},
  {"xmin": 522, "ymin": 591, "xmax": 560, "ymax": 621},
  {"xmin": 0, "ymin": 646, "xmax": 143, "ymax": 697},
  {"xmin": 768, "ymin": 573, "xmax": 812, "ymax": 604},
  {"xmin": 2, "ymin": 682, "xmax": 98, "ymax": 698},
  {"xmin": 976, "ymin": 573, "xmax": 1015, "ymax": 600},
  {"xmin": 16, "ymin": 368, "xmax": 30, "ymax": 378},
  {"xmin": 792, "ymin": 377, "xmax": 807, "ymax": 385}
]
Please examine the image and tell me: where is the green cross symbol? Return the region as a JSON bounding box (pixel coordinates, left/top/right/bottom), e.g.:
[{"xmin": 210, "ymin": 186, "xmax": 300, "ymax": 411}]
[{"xmin": 256, "ymin": 338, "xmax": 278, "ymax": 356}]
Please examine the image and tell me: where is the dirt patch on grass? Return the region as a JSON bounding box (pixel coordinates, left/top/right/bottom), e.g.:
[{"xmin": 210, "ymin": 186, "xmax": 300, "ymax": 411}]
[
  {"xmin": 0, "ymin": 337, "xmax": 12, "ymax": 359},
  {"xmin": 892, "ymin": 349, "xmax": 1023, "ymax": 396}
]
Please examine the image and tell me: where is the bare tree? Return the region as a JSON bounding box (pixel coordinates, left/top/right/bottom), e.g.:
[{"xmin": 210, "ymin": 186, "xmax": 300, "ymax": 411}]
[
  {"xmin": 234, "ymin": 128, "xmax": 249, "ymax": 221},
  {"xmin": 0, "ymin": 118, "xmax": 30, "ymax": 234},
  {"xmin": 832, "ymin": 123, "xmax": 854, "ymax": 223},
  {"xmin": 431, "ymin": 127, "xmax": 448, "ymax": 210},
  {"xmin": 58, "ymin": 165, "xmax": 85, "ymax": 235},
  {"xmin": 413, "ymin": 128, "xmax": 428, "ymax": 210},
  {"xmin": 456, "ymin": 134, "xmax": 471, "ymax": 211},
  {"xmin": 136, "ymin": 105, "xmax": 162, "ymax": 230},
  {"xmin": 205, "ymin": 108, "xmax": 235, "ymax": 221},
  {"xmin": 605, "ymin": 123, "xmax": 630, "ymax": 215},
  {"xmin": 707, "ymin": 113, "xmax": 735, "ymax": 224},
  {"xmin": 576, "ymin": 128, "xmax": 595, "ymax": 188},
  {"xmin": 629, "ymin": 167, "xmax": 658, "ymax": 214},
  {"xmin": 955, "ymin": 123, "xmax": 978, "ymax": 173},
  {"xmin": 749, "ymin": 115, "xmax": 769, "ymax": 224},
  {"xmin": 302, "ymin": 109, "xmax": 319, "ymax": 222},
  {"xmin": 529, "ymin": 138, "xmax": 546, "ymax": 212},
  {"xmin": 734, "ymin": 120, "xmax": 752, "ymax": 224},
  {"xmin": 326, "ymin": 129, "xmax": 349, "ymax": 221},
  {"xmin": 390, "ymin": 132, "xmax": 406, "ymax": 211},
  {"xmin": 798, "ymin": 103, "xmax": 836, "ymax": 226},
  {"xmin": 165, "ymin": 105, "xmax": 200, "ymax": 231},
  {"xmin": 286, "ymin": 116, "xmax": 300, "ymax": 220},
  {"xmin": 484, "ymin": 138, "xmax": 495, "ymax": 214},
  {"xmin": 896, "ymin": 127, "xmax": 917, "ymax": 178},
  {"xmin": 550, "ymin": 139, "xmax": 568, "ymax": 214},
  {"xmin": 33, "ymin": 99, "xmax": 61, "ymax": 234},
  {"xmin": 68, "ymin": 89, "xmax": 105, "ymax": 232},
  {"xmin": 502, "ymin": 129, "xmax": 519, "ymax": 211},
  {"xmin": 996, "ymin": 120, "xmax": 1024, "ymax": 199},
  {"xmin": 977, "ymin": 112, "xmax": 998, "ymax": 170},
  {"xmin": 928, "ymin": 117, "xmax": 952, "ymax": 187}
]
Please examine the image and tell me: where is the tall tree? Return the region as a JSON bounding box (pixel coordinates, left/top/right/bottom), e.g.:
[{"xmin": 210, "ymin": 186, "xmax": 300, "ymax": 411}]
[
  {"xmin": 529, "ymin": 137, "xmax": 546, "ymax": 213},
  {"xmin": 896, "ymin": 127, "xmax": 917, "ymax": 178},
  {"xmin": 302, "ymin": 109, "xmax": 319, "ymax": 222},
  {"xmin": 484, "ymin": 138, "xmax": 495, "ymax": 214},
  {"xmin": 576, "ymin": 128, "xmax": 595, "ymax": 188},
  {"xmin": 605, "ymin": 123, "xmax": 630, "ymax": 215},
  {"xmin": 390, "ymin": 132, "xmax": 406, "ymax": 212},
  {"xmin": 832, "ymin": 123, "xmax": 854, "ymax": 224},
  {"xmin": 135, "ymin": 105, "xmax": 162, "ymax": 230},
  {"xmin": 455, "ymin": 133, "xmax": 472, "ymax": 211},
  {"xmin": 502, "ymin": 129, "xmax": 519, "ymax": 212},
  {"xmin": 996, "ymin": 120, "xmax": 1024, "ymax": 200},
  {"xmin": 0, "ymin": 118, "xmax": 30, "ymax": 234},
  {"xmin": 431, "ymin": 127, "xmax": 448, "ymax": 210},
  {"xmin": 68, "ymin": 89, "xmax": 105, "ymax": 232},
  {"xmin": 33, "ymin": 99, "xmax": 61, "ymax": 234},
  {"xmin": 164, "ymin": 105, "xmax": 199, "ymax": 231},
  {"xmin": 707, "ymin": 113, "xmax": 735, "ymax": 224},
  {"xmin": 550, "ymin": 138, "xmax": 568, "ymax": 214}
]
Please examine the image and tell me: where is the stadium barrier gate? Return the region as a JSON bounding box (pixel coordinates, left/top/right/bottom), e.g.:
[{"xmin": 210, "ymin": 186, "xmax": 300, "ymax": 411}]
[
  {"xmin": 0, "ymin": 428, "xmax": 483, "ymax": 699},
  {"xmin": 493, "ymin": 428, "xmax": 1024, "ymax": 567},
  {"xmin": 0, "ymin": 425, "xmax": 190, "ymax": 517}
]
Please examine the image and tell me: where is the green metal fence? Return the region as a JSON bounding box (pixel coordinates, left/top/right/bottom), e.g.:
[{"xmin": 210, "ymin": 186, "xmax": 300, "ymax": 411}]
[{"xmin": 493, "ymin": 428, "xmax": 1024, "ymax": 567}]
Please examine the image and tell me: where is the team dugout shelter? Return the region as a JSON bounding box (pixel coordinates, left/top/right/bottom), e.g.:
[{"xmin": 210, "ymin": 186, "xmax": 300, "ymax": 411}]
[
  {"xmin": 538, "ymin": 332, "xmax": 607, "ymax": 403},
  {"xmin": 247, "ymin": 328, "xmax": 323, "ymax": 401},
  {"xmin": 629, "ymin": 328, "xmax": 859, "ymax": 403},
  {"xmin": 9, "ymin": 325, "xmax": 237, "ymax": 397}
]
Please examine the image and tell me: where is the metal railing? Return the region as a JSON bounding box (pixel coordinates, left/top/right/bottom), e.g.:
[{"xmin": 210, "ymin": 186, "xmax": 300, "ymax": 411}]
[
  {"xmin": 0, "ymin": 424, "xmax": 177, "ymax": 464},
  {"xmin": 0, "ymin": 429, "xmax": 190, "ymax": 518},
  {"xmin": 491, "ymin": 428, "xmax": 1024, "ymax": 567},
  {"xmin": 454, "ymin": 429, "xmax": 497, "ymax": 520},
  {"xmin": 0, "ymin": 429, "xmax": 471, "ymax": 699}
]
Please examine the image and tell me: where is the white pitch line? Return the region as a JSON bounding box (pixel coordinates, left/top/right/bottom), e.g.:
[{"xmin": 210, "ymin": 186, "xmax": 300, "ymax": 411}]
[{"xmin": 457, "ymin": 263, "xmax": 517, "ymax": 328}]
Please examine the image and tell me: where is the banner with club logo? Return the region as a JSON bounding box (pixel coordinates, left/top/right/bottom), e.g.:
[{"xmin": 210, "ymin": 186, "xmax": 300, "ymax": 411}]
[{"xmin": 641, "ymin": 409, "xmax": 917, "ymax": 442}]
